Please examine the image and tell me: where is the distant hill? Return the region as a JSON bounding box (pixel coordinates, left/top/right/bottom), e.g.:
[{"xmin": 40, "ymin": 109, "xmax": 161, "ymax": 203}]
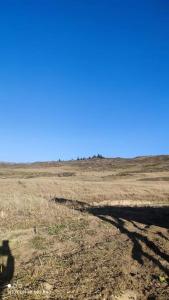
[{"xmin": 0, "ymin": 155, "xmax": 169, "ymax": 173}]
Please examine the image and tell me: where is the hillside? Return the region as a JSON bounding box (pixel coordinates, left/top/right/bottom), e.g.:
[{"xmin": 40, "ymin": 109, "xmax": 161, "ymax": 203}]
[{"xmin": 0, "ymin": 155, "xmax": 169, "ymax": 299}]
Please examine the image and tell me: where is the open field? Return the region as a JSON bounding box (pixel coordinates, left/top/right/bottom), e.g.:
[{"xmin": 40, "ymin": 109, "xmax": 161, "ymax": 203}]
[{"xmin": 0, "ymin": 155, "xmax": 169, "ymax": 299}]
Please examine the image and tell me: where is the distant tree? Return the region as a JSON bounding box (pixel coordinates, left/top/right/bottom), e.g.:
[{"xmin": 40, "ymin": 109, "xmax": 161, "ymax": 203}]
[
  {"xmin": 76, "ymin": 154, "xmax": 105, "ymax": 161},
  {"xmin": 97, "ymin": 154, "xmax": 105, "ymax": 159},
  {"xmin": 89, "ymin": 154, "xmax": 105, "ymax": 159}
]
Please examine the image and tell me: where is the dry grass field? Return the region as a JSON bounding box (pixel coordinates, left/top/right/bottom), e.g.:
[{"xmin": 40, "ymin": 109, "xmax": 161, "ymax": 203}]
[{"xmin": 0, "ymin": 156, "xmax": 169, "ymax": 299}]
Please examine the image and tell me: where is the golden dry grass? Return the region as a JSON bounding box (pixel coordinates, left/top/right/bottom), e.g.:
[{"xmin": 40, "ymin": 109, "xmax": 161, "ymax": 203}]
[{"xmin": 0, "ymin": 156, "xmax": 169, "ymax": 299}]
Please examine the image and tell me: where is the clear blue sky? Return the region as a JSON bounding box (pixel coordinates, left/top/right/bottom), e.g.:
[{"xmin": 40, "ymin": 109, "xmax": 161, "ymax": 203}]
[{"xmin": 0, "ymin": 1, "xmax": 169, "ymax": 162}]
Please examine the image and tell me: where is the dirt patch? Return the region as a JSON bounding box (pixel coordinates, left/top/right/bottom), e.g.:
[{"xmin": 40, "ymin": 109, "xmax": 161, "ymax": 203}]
[{"xmin": 139, "ymin": 177, "xmax": 169, "ymax": 182}]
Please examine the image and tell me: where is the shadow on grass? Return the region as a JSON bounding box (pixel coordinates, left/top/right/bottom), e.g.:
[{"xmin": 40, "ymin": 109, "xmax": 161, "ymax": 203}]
[
  {"xmin": 52, "ymin": 197, "xmax": 169, "ymax": 276},
  {"xmin": 0, "ymin": 240, "xmax": 14, "ymax": 299}
]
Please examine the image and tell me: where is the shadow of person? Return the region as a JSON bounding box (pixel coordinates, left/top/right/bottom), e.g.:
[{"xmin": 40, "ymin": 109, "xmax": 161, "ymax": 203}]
[{"xmin": 0, "ymin": 240, "xmax": 14, "ymax": 299}]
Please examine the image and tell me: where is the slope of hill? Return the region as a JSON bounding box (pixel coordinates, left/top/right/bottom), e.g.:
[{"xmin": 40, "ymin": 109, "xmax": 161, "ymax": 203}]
[{"xmin": 0, "ymin": 155, "xmax": 169, "ymax": 299}]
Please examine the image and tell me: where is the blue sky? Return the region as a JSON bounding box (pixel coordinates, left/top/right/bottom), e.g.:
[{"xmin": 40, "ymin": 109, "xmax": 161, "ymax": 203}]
[{"xmin": 0, "ymin": 0, "xmax": 169, "ymax": 162}]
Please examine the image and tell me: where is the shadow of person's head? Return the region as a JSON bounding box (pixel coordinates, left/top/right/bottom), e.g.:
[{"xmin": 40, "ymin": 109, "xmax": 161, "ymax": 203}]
[{"xmin": 0, "ymin": 240, "xmax": 11, "ymax": 255}]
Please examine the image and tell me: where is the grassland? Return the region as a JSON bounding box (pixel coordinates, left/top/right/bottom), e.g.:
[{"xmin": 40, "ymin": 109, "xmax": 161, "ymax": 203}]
[{"xmin": 0, "ymin": 156, "xmax": 169, "ymax": 299}]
